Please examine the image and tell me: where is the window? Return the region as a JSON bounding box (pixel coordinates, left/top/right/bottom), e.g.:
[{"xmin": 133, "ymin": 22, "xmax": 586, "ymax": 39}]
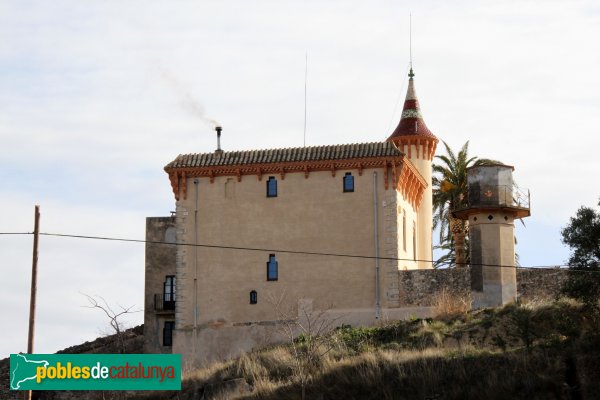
[
  {"xmin": 250, "ymin": 290, "xmax": 258, "ymax": 304},
  {"xmin": 163, "ymin": 321, "xmax": 175, "ymax": 346},
  {"xmin": 343, "ymin": 172, "xmax": 354, "ymax": 192},
  {"xmin": 412, "ymin": 221, "xmax": 417, "ymax": 261},
  {"xmin": 402, "ymin": 212, "xmax": 407, "ymax": 252},
  {"xmin": 267, "ymin": 254, "xmax": 278, "ymax": 281},
  {"xmin": 163, "ymin": 276, "xmax": 176, "ymax": 310},
  {"xmin": 266, "ymin": 176, "xmax": 277, "ymax": 197},
  {"xmin": 164, "ymin": 276, "xmax": 176, "ymax": 301}
]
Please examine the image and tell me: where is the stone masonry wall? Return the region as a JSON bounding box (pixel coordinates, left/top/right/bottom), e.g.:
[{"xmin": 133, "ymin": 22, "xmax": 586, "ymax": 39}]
[
  {"xmin": 396, "ymin": 267, "xmax": 570, "ymax": 308},
  {"xmin": 516, "ymin": 268, "xmax": 568, "ymax": 303},
  {"xmin": 398, "ymin": 267, "xmax": 471, "ymax": 307}
]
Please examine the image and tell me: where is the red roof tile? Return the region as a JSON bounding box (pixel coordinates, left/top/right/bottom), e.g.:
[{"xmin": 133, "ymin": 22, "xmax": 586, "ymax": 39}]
[{"xmin": 388, "ymin": 72, "xmax": 437, "ymax": 141}]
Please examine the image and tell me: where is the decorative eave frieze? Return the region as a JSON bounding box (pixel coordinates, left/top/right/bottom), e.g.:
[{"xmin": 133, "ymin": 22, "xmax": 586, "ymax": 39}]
[
  {"xmin": 165, "ymin": 156, "xmax": 388, "ymax": 200},
  {"xmin": 392, "ymin": 135, "xmax": 438, "ymax": 161},
  {"xmin": 165, "ymin": 154, "xmax": 427, "ymax": 210},
  {"xmin": 395, "ymin": 159, "xmax": 428, "ymax": 210}
]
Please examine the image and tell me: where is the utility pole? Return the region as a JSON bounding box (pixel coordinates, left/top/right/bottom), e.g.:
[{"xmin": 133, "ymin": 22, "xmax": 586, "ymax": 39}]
[{"xmin": 25, "ymin": 205, "xmax": 40, "ymax": 400}]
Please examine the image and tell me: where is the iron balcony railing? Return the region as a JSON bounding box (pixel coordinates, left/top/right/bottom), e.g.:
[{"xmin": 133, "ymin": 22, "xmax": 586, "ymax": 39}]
[
  {"xmin": 453, "ymin": 185, "xmax": 530, "ymax": 211},
  {"xmin": 154, "ymin": 293, "xmax": 176, "ymax": 312}
]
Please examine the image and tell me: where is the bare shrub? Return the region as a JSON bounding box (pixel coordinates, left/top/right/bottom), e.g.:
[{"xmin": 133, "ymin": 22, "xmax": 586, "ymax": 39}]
[
  {"xmin": 267, "ymin": 293, "xmax": 340, "ymax": 400},
  {"xmin": 432, "ymin": 287, "xmax": 471, "ymax": 319},
  {"xmin": 81, "ymin": 293, "xmax": 141, "ymax": 353}
]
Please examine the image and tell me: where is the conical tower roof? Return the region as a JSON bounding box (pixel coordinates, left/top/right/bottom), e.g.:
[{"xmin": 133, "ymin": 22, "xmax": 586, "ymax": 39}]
[{"xmin": 388, "ymin": 69, "xmax": 437, "ymax": 141}]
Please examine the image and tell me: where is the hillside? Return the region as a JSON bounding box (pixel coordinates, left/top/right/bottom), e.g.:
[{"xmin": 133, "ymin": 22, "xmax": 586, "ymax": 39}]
[
  {"xmin": 0, "ymin": 325, "xmax": 143, "ymax": 400},
  {"xmin": 3, "ymin": 300, "xmax": 600, "ymax": 399},
  {"xmin": 152, "ymin": 299, "xmax": 600, "ymax": 400}
]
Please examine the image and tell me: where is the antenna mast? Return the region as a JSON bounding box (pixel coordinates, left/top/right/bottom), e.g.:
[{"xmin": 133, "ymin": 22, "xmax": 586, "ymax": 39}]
[
  {"xmin": 409, "ymin": 13, "xmax": 415, "ymax": 78},
  {"xmin": 409, "ymin": 13, "xmax": 412, "ymax": 69},
  {"xmin": 303, "ymin": 52, "xmax": 308, "ymax": 147}
]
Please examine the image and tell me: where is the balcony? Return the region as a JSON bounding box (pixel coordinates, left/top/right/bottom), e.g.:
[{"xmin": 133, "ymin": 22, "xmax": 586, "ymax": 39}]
[
  {"xmin": 154, "ymin": 293, "xmax": 176, "ymax": 313},
  {"xmin": 452, "ymin": 185, "xmax": 530, "ymax": 219}
]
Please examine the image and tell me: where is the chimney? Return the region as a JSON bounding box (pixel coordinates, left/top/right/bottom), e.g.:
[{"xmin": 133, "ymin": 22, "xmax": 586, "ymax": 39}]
[{"xmin": 215, "ymin": 126, "xmax": 223, "ymax": 154}]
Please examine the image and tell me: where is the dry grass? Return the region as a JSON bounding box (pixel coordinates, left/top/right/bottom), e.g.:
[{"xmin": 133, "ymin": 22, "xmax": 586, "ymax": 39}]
[
  {"xmin": 432, "ymin": 287, "xmax": 471, "ymax": 319},
  {"xmin": 131, "ymin": 299, "xmax": 600, "ymax": 400}
]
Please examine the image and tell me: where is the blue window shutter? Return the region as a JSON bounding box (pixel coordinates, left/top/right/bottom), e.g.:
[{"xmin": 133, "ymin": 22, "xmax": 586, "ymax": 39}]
[
  {"xmin": 267, "ymin": 254, "xmax": 278, "ymax": 281},
  {"xmin": 267, "ymin": 177, "xmax": 277, "ymax": 197},
  {"xmin": 343, "ymin": 172, "xmax": 354, "ymax": 192}
]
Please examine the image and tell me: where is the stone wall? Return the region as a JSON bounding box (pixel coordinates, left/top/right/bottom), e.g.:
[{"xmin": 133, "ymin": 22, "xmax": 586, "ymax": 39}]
[
  {"xmin": 396, "ymin": 267, "xmax": 570, "ymax": 308},
  {"xmin": 397, "ymin": 267, "xmax": 471, "ymax": 307},
  {"xmin": 516, "ymin": 268, "xmax": 568, "ymax": 303}
]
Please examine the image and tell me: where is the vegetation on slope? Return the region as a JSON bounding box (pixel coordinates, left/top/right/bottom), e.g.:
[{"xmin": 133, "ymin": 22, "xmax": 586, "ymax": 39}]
[
  {"xmin": 4, "ymin": 301, "xmax": 599, "ymax": 399},
  {"xmin": 147, "ymin": 299, "xmax": 600, "ymax": 400}
]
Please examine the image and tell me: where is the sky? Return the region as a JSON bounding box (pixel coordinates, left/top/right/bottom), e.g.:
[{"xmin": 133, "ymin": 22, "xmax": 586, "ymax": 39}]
[{"xmin": 1, "ymin": 0, "xmax": 599, "ymax": 358}]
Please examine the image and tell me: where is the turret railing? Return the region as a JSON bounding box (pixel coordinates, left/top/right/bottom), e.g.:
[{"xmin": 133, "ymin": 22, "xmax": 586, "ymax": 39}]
[{"xmin": 452, "ymin": 185, "xmax": 530, "ymax": 215}]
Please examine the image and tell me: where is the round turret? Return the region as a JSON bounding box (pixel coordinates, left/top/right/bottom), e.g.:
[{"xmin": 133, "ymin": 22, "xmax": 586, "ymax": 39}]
[{"xmin": 387, "ymin": 68, "xmax": 438, "ymax": 268}]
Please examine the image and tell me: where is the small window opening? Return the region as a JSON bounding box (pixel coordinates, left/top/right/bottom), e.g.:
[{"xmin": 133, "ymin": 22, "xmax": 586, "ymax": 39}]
[
  {"xmin": 412, "ymin": 221, "xmax": 417, "ymax": 261},
  {"xmin": 163, "ymin": 321, "xmax": 175, "ymax": 346},
  {"xmin": 343, "ymin": 172, "xmax": 354, "ymax": 192},
  {"xmin": 250, "ymin": 290, "xmax": 258, "ymax": 304},
  {"xmin": 266, "ymin": 176, "xmax": 277, "ymax": 197},
  {"xmin": 267, "ymin": 254, "xmax": 278, "ymax": 281},
  {"xmin": 402, "ymin": 212, "xmax": 407, "ymax": 252}
]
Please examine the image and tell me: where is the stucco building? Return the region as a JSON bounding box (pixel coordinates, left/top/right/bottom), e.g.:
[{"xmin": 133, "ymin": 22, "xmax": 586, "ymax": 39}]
[{"xmin": 144, "ymin": 69, "xmax": 441, "ymax": 366}]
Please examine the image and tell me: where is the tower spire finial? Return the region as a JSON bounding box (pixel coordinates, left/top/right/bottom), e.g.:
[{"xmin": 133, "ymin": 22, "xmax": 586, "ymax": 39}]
[{"xmin": 409, "ymin": 13, "xmax": 414, "ymax": 79}]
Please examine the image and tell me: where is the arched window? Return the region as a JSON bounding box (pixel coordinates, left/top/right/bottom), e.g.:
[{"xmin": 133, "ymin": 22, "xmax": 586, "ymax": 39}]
[
  {"xmin": 343, "ymin": 172, "xmax": 354, "ymax": 192},
  {"xmin": 266, "ymin": 176, "xmax": 277, "ymax": 197},
  {"xmin": 267, "ymin": 254, "xmax": 278, "ymax": 281},
  {"xmin": 250, "ymin": 290, "xmax": 258, "ymax": 304}
]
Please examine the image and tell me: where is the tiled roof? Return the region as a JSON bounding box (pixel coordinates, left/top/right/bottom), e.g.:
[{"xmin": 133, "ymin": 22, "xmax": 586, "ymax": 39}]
[
  {"xmin": 388, "ymin": 72, "xmax": 437, "ymax": 141},
  {"xmin": 165, "ymin": 141, "xmax": 403, "ymax": 169}
]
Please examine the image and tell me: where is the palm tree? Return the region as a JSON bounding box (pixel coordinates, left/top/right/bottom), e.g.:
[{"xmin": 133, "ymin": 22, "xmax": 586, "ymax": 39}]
[{"xmin": 432, "ymin": 141, "xmax": 501, "ymax": 267}]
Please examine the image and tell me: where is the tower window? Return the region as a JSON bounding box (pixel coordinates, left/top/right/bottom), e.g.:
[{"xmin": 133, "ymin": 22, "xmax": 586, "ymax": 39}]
[
  {"xmin": 403, "ymin": 212, "xmax": 407, "ymax": 252},
  {"xmin": 413, "ymin": 221, "xmax": 417, "ymax": 261},
  {"xmin": 266, "ymin": 176, "xmax": 277, "ymax": 197},
  {"xmin": 163, "ymin": 321, "xmax": 175, "ymax": 346},
  {"xmin": 267, "ymin": 254, "xmax": 278, "ymax": 281},
  {"xmin": 250, "ymin": 290, "xmax": 258, "ymax": 304},
  {"xmin": 343, "ymin": 172, "xmax": 354, "ymax": 192}
]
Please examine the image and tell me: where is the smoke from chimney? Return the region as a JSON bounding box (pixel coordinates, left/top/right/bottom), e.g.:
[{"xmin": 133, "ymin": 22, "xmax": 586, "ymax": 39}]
[{"xmin": 156, "ymin": 65, "xmax": 220, "ymax": 128}]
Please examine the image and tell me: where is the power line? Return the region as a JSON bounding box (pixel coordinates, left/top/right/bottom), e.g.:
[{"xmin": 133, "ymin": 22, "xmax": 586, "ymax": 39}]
[{"xmin": 0, "ymin": 230, "xmax": 591, "ymax": 273}]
